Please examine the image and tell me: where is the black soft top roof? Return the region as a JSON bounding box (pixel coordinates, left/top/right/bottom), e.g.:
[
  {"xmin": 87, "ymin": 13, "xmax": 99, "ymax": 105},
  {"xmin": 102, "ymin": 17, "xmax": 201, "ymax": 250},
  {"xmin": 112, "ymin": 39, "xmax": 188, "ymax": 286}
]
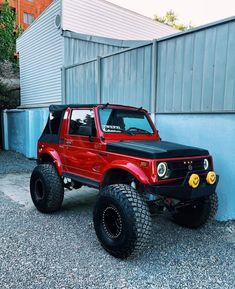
[
  {"xmin": 49, "ymin": 104, "xmax": 142, "ymax": 112},
  {"xmin": 49, "ymin": 104, "xmax": 98, "ymax": 112}
]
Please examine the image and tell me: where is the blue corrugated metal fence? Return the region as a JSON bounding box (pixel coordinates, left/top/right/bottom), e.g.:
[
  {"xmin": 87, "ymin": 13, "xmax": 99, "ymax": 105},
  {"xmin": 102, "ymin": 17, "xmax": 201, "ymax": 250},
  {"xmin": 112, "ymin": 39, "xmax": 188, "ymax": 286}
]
[{"xmin": 63, "ymin": 17, "xmax": 235, "ymax": 113}]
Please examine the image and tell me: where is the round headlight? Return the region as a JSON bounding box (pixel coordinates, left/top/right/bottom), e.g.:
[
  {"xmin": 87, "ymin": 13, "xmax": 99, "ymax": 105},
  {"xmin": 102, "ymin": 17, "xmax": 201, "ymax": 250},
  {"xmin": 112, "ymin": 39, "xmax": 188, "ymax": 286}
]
[
  {"xmin": 157, "ymin": 162, "xmax": 168, "ymax": 178},
  {"xmin": 204, "ymin": 159, "xmax": 209, "ymax": 170}
]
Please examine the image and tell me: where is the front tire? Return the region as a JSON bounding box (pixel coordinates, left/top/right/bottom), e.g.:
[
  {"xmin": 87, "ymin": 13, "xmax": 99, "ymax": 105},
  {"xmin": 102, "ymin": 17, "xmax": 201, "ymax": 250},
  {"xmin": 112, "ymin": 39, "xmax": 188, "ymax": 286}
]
[
  {"xmin": 172, "ymin": 193, "xmax": 218, "ymax": 228},
  {"xmin": 30, "ymin": 164, "xmax": 64, "ymax": 213},
  {"xmin": 93, "ymin": 184, "xmax": 152, "ymax": 259}
]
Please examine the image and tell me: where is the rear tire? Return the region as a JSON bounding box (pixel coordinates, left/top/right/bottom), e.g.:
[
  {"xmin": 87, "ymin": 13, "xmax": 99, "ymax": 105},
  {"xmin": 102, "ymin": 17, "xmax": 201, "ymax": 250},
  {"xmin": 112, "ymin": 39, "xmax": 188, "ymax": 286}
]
[
  {"xmin": 93, "ymin": 184, "xmax": 152, "ymax": 259},
  {"xmin": 172, "ymin": 193, "xmax": 218, "ymax": 228},
  {"xmin": 30, "ymin": 164, "xmax": 64, "ymax": 213}
]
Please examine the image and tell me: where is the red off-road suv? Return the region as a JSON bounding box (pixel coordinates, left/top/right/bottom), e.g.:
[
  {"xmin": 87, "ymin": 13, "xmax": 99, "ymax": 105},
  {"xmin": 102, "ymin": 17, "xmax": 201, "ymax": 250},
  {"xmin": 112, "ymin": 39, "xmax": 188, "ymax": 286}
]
[{"xmin": 30, "ymin": 104, "xmax": 218, "ymax": 258}]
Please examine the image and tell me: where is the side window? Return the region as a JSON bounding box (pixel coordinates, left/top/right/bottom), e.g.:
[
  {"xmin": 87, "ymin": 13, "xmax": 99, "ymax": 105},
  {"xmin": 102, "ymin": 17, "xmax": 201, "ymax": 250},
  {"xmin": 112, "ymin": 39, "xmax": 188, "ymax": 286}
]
[
  {"xmin": 69, "ymin": 109, "xmax": 96, "ymax": 136},
  {"xmin": 43, "ymin": 111, "xmax": 63, "ymax": 135}
]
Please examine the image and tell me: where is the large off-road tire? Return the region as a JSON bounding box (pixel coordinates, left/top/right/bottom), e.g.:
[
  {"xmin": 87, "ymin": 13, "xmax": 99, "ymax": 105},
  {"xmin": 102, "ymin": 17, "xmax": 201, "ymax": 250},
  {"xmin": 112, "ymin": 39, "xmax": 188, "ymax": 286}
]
[
  {"xmin": 93, "ymin": 184, "xmax": 152, "ymax": 259},
  {"xmin": 30, "ymin": 164, "xmax": 64, "ymax": 213},
  {"xmin": 172, "ymin": 193, "xmax": 218, "ymax": 228}
]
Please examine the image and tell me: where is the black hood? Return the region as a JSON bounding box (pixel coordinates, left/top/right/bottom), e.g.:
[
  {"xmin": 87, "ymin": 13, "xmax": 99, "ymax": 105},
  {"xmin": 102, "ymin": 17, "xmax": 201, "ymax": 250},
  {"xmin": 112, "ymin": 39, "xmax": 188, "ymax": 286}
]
[{"xmin": 106, "ymin": 140, "xmax": 209, "ymax": 159}]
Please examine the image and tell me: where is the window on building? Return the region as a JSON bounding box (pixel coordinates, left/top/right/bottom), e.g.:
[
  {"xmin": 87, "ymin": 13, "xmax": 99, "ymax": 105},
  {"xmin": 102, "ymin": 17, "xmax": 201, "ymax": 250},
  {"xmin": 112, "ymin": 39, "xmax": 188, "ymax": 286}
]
[{"xmin": 23, "ymin": 13, "xmax": 34, "ymax": 24}]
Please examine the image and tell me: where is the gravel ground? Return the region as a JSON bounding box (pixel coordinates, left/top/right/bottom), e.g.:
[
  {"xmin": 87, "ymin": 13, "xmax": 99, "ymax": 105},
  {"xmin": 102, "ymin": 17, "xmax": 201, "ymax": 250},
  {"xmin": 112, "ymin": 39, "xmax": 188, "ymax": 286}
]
[
  {"xmin": 0, "ymin": 191, "xmax": 235, "ymax": 289},
  {"xmin": 0, "ymin": 150, "xmax": 36, "ymax": 174},
  {"xmin": 0, "ymin": 151, "xmax": 235, "ymax": 289}
]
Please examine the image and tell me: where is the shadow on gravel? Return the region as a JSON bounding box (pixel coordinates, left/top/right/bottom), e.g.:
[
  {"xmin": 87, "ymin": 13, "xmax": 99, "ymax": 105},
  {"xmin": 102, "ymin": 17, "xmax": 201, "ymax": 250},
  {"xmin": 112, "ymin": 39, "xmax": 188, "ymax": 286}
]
[{"xmin": 62, "ymin": 188, "xmax": 99, "ymax": 211}]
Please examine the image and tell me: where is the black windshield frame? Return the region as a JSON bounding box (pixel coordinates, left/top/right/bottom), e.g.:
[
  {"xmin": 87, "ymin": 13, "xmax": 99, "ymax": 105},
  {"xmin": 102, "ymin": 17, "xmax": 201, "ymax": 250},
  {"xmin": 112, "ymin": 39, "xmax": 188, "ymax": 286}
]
[{"xmin": 98, "ymin": 108, "xmax": 155, "ymax": 134}]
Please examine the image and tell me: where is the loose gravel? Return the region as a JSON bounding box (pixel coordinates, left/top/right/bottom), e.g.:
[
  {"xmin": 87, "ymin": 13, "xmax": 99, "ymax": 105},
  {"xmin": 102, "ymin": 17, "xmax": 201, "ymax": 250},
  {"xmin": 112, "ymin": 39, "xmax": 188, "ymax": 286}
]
[
  {"xmin": 0, "ymin": 151, "xmax": 234, "ymax": 288},
  {"xmin": 0, "ymin": 191, "xmax": 234, "ymax": 289},
  {"xmin": 0, "ymin": 150, "xmax": 36, "ymax": 174}
]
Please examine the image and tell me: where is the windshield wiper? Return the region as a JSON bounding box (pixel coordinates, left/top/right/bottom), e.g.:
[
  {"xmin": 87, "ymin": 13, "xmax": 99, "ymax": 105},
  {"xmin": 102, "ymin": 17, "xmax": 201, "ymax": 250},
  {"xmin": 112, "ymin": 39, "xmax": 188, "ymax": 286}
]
[
  {"xmin": 104, "ymin": 126, "xmax": 151, "ymax": 135},
  {"xmin": 125, "ymin": 127, "xmax": 153, "ymax": 135},
  {"xmin": 104, "ymin": 127, "xmax": 133, "ymax": 134}
]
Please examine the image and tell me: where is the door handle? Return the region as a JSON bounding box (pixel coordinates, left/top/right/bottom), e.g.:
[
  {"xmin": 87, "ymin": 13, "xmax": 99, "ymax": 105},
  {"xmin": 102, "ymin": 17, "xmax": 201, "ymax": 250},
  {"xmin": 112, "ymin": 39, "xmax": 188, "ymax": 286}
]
[{"xmin": 66, "ymin": 140, "xmax": 72, "ymax": 145}]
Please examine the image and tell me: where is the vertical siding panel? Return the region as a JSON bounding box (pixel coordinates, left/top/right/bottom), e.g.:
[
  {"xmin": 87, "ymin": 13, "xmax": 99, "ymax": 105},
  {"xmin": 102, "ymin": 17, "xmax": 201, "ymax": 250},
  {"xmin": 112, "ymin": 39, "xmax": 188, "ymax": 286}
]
[
  {"xmin": 123, "ymin": 52, "xmax": 129, "ymax": 101},
  {"xmin": 191, "ymin": 31, "xmax": 206, "ymax": 111},
  {"xmin": 173, "ymin": 37, "xmax": 185, "ymax": 112},
  {"xmin": 113, "ymin": 53, "xmax": 120, "ymax": 103},
  {"xmin": 182, "ymin": 34, "xmax": 194, "ymax": 112},
  {"xmin": 156, "ymin": 20, "xmax": 235, "ymax": 113},
  {"xmin": 224, "ymin": 22, "xmax": 235, "ymax": 110},
  {"xmin": 106, "ymin": 55, "xmax": 113, "ymax": 103},
  {"xmin": 63, "ymin": 37, "xmax": 125, "ymax": 66},
  {"xmin": 144, "ymin": 46, "xmax": 152, "ymax": 110},
  {"xmin": 65, "ymin": 61, "xmax": 97, "ymax": 104},
  {"xmin": 118, "ymin": 52, "xmax": 123, "ymax": 103},
  {"xmin": 136, "ymin": 48, "xmax": 144, "ymax": 107},
  {"xmin": 201, "ymin": 28, "xmax": 217, "ymax": 111},
  {"xmin": 100, "ymin": 45, "xmax": 152, "ymax": 107},
  {"xmin": 108, "ymin": 57, "xmax": 113, "ymax": 102},
  {"xmin": 164, "ymin": 39, "xmax": 176, "ymax": 112},
  {"xmin": 128, "ymin": 49, "xmax": 136, "ymax": 104},
  {"xmin": 212, "ymin": 25, "xmax": 228, "ymax": 111},
  {"xmin": 130, "ymin": 49, "xmax": 137, "ymax": 103},
  {"xmin": 156, "ymin": 42, "xmax": 167, "ymax": 112},
  {"xmin": 100, "ymin": 58, "xmax": 106, "ymax": 102}
]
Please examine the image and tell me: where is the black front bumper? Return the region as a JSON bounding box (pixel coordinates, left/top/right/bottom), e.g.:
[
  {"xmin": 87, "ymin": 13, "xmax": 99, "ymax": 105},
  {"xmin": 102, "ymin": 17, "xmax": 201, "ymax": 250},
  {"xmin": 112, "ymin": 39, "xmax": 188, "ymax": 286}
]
[{"xmin": 147, "ymin": 174, "xmax": 219, "ymax": 201}]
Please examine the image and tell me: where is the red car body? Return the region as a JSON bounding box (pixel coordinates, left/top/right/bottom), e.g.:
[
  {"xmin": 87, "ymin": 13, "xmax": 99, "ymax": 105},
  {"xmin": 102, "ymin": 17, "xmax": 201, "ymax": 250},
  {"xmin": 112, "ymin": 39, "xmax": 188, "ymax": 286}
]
[{"xmin": 37, "ymin": 104, "xmax": 218, "ymax": 201}]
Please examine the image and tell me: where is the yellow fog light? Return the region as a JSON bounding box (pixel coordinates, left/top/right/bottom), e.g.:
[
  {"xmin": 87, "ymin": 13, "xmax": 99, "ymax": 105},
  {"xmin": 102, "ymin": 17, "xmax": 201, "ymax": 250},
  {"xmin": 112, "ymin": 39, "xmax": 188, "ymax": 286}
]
[
  {"xmin": 188, "ymin": 174, "xmax": 200, "ymax": 188},
  {"xmin": 206, "ymin": 171, "xmax": 216, "ymax": 185}
]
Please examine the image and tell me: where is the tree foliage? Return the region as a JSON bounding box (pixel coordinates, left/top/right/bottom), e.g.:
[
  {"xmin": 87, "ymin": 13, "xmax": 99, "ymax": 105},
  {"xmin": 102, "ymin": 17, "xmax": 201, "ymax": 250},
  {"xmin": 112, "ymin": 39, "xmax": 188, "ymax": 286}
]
[
  {"xmin": 0, "ymin": 0, "xmax": 22, "ymax": 62},
  {"xmin": 0, "ymin": 0, "xmax": 21, "ymax": 109},
  {"xmin": 154, "ymin": 10, "xmax": 194, "ymax": 31}
]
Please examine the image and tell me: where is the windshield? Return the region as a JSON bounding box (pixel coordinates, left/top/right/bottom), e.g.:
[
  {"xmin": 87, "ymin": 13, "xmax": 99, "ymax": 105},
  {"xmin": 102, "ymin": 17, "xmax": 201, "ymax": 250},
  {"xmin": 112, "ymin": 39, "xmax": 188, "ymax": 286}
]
[{"xmin": 99, "ymin": 108, "xmax": 154, "ymax": 134}]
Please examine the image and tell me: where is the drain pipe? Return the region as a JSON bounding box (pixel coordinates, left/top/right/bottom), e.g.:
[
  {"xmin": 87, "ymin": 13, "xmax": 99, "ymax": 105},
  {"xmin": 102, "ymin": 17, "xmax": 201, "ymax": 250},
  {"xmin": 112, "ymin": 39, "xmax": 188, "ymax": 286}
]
[{"xmin": 17, "ymin": 0, "xmax": 21, "ymax": 27}]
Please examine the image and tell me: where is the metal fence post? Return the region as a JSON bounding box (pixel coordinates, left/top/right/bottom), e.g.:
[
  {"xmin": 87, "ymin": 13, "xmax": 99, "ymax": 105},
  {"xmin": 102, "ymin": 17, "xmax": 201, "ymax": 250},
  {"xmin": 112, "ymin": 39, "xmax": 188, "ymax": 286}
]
[
  {"xmin": 61, "ymin": 66, "xmax": 66, "ymax": 104},
  {"xmin": 97, "ymin": 56, "xmax": 102, "ymax": 104},
  {"xmin": 151, "ymin": 40, "xmax": 158, "ymax": 123},
  {"xmin": 2, "ymin": 110, "xmax": 9, "ymax": 150}
]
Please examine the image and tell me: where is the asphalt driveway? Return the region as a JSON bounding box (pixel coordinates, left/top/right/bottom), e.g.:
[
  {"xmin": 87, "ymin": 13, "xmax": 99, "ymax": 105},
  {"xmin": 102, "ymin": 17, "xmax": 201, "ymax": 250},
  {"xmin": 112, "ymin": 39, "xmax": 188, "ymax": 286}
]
[{"xmin": 0, "ymin": 151, "xmax": 235, "ymax": 289}]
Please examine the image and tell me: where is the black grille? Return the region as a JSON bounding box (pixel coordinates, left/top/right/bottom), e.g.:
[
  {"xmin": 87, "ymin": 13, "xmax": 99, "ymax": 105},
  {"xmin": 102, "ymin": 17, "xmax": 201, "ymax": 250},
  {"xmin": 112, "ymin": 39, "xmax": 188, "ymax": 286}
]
[{"xmin": 166, "ymin": 158, "xmax": 209, "ymax": 179}]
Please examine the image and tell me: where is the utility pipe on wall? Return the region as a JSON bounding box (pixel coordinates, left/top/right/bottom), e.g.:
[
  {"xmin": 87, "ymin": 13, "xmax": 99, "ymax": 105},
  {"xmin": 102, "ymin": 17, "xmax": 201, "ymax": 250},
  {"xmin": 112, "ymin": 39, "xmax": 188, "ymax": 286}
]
[{"xmin": 17, "ymin": 0, "xmax": 21, "ymax": 27}]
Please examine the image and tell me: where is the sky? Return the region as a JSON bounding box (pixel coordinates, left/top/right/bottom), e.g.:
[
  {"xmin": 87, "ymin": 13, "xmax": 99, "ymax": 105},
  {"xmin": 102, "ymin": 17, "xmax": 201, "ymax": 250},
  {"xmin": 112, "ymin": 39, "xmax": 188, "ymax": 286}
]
[{"xmin": 108, "ymin": 0, "xmax": 235, "ymax": 27}]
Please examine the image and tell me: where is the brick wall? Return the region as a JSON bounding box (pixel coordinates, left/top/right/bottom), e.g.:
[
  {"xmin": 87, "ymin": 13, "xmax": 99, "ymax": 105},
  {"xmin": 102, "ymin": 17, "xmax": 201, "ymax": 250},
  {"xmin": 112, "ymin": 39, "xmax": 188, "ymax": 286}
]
[{"xmin": 0, "ymin": 0, "xmax": 53, "ymax": 30}]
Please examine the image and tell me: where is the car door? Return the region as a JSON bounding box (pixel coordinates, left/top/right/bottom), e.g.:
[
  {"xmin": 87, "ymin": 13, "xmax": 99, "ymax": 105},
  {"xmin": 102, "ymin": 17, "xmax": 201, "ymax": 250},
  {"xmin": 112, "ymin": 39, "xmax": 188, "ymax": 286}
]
[{"xmin": 63, "ymin": 108, "xmax": 101, "ymax": 180}]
